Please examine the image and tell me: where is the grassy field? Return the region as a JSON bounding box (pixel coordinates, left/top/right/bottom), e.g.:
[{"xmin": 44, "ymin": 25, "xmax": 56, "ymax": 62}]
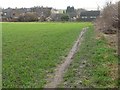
[
  {"xmin": 2, "ymin": 22, "xmax": 92, "ymax": 88},
  {"xmin": 59, "ymin": 25, "xmax": 118, "ymax": 88}
]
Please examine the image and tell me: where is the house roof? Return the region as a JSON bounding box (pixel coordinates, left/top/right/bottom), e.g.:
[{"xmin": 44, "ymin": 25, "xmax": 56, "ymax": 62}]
[{"xmin": 80, "ymin": 11, "xmax": 100, "ymax": 16}]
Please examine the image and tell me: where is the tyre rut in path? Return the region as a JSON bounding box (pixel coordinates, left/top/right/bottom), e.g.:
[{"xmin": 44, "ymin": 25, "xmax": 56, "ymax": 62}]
[{"xmin": 44, "ymin": 27, "xmax": 88, "ymax": 88}]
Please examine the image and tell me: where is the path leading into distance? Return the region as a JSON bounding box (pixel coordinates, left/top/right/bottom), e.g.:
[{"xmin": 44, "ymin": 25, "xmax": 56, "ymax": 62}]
[{"xmin": 45, "ymin": 27, "xmax": 88, "ymax": 88}]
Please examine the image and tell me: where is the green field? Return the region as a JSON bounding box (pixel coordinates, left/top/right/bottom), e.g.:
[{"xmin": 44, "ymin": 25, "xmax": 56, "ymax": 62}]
[
  {"xmin": 2, "ymin": 22, "xmax": 92, "ymax": 88},
  {"xmin": 59, "ymin": 26, "xmax": 118, "ymax": 88}
]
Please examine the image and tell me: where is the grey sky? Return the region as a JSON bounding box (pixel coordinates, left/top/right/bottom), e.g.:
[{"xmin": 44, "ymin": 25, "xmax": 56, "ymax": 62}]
[{"xmin": 0, "ymin": 0, "xmax": 119, "ymax": 10}]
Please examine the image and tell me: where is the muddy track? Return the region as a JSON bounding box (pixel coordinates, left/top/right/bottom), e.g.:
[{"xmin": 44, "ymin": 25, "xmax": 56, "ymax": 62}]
[{"xmin": 44, "ymin": 27, "xmax": 88, "ymax": 88}]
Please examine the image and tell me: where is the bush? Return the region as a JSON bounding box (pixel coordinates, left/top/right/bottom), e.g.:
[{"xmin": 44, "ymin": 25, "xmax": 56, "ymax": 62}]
[
  {"xmin": 95, "ymin": 1, "xmax": 119, "ymax": 34},
  {"xmin": 61, "ymin": 14, "xmax": 69, "ymax": 21}
]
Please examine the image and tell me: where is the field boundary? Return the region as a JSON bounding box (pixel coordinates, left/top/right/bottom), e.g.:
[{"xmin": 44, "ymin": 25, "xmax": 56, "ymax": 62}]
[{"xmin": 44, "ymin": 27, "xmax": 88, "ymax": 88}]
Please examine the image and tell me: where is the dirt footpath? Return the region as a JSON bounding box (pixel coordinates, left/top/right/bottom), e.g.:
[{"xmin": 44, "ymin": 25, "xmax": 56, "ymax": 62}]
[{"xmin": 44, "ymin": 28, "xmax": 88, "ymax": 88}]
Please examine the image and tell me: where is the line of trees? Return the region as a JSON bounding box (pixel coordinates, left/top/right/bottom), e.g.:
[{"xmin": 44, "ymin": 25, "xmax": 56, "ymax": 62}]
[
  {"xmin": 2, "ymin": 13, "xmax": 70, "ymax": 22},
  {"xmin": 18, "ymin": 12, "xmax": 38, "ymax": 22}
]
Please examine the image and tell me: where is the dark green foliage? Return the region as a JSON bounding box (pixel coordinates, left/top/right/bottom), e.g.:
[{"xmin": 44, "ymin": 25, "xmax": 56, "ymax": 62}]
[{"xmin": 61, "ymin": 14, "xmax": 69, "ymax": 21}]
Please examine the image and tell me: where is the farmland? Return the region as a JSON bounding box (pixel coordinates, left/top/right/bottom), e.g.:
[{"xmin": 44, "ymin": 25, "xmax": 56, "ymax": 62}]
[
  {"xmin": 59, "ymin": 26, "xmax": 118, "ymax": 88},
  {"xmin": 2, "ymin": 22, "xmax": 118, "ymax": 88},
  {"xmin": 2, "ymin": 22, "xmax": 92, "ymax": 88}
]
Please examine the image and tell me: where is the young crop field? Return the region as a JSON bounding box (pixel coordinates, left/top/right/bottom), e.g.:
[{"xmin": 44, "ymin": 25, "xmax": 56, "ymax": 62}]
[
  {"xmin": 2, "ymin": 22, "xmax": 92, "ymax": 88},
  {"xmin": 59, "ymin": 25, "xmax": 118, "ymax": 88}
]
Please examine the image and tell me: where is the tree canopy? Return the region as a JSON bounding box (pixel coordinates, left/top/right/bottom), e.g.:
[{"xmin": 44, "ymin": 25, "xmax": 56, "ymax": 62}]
[{"xmin": 61, "ymin": 14, "xmax": 69, "ymax": 21}]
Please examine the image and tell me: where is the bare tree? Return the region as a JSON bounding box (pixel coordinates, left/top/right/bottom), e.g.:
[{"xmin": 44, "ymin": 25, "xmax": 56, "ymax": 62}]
[
  {"xmin": 95, "ymin": 1, "xmax": 119, "ymax": 34},
  {"xmin": 18, "ymin": 12, "xmax": 38, "ymax": 22}
]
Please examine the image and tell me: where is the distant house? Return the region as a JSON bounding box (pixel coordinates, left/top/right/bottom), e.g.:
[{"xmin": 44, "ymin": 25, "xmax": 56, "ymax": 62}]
[
  {"xmin": 76, "ymin": 8, "xmax": 86, "ymax": 18},
  {"xmin": 51, "ymin": 9, "xmax": 59, "ymax": 14},
  {"xmin": 31, "ymin": 7, "xmax": 52, "ymax": 18},
  {"xmin": 2, "ymin": 8, "xmax": 13, "ymax": 18},
  {"xmin": 66, "ymin": 6, "xmax": 77, "ymax": 21},
  {"xmin": 0, "ymin": 8, "xmax": 2, "ymax": 21},
  {"xmin": 80, "ymin": 11, "xmax": 100, "ymax": 21},
  {"xmin": 12, "ymin": 8, "xmax": 28, "ymax": 19},
  {"xmin": 50, "ymin": 9, "xmax": 66, "ymax": 21},
  {"xmin": 66, "ymin": 7, "xmax": 87, "ymax": 21},
  {"xmin": 1, "ymin": 7, "xmax": 52, "ymax": 22},
  {"xmin": 51, "ymin": 9, "xmax": 65, "ymax": 14},
  {"xmin": 2, "ymin": 8, "xmax": 28, "ymax": 21}
]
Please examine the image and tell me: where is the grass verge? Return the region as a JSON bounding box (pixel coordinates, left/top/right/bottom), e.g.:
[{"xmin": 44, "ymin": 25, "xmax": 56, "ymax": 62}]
[{"xmin": 59, "ymin": 25, "xmax": 118, "ymax": 88}]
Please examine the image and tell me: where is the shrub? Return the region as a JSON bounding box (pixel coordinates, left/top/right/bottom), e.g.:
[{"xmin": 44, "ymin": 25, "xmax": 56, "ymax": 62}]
[
  {"xmin": 61, "ymin": 14, "xmax": 69, "ymax": 21},
  {"xmin": 95, "ymin": 1, "xmax": 119, "ymax": 34}
]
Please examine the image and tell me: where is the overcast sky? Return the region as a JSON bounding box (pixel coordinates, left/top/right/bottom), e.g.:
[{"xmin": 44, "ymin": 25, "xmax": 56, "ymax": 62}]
[{"xmin": 0, "ymin": 0, "xmax": 119, "ymax": 10}]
